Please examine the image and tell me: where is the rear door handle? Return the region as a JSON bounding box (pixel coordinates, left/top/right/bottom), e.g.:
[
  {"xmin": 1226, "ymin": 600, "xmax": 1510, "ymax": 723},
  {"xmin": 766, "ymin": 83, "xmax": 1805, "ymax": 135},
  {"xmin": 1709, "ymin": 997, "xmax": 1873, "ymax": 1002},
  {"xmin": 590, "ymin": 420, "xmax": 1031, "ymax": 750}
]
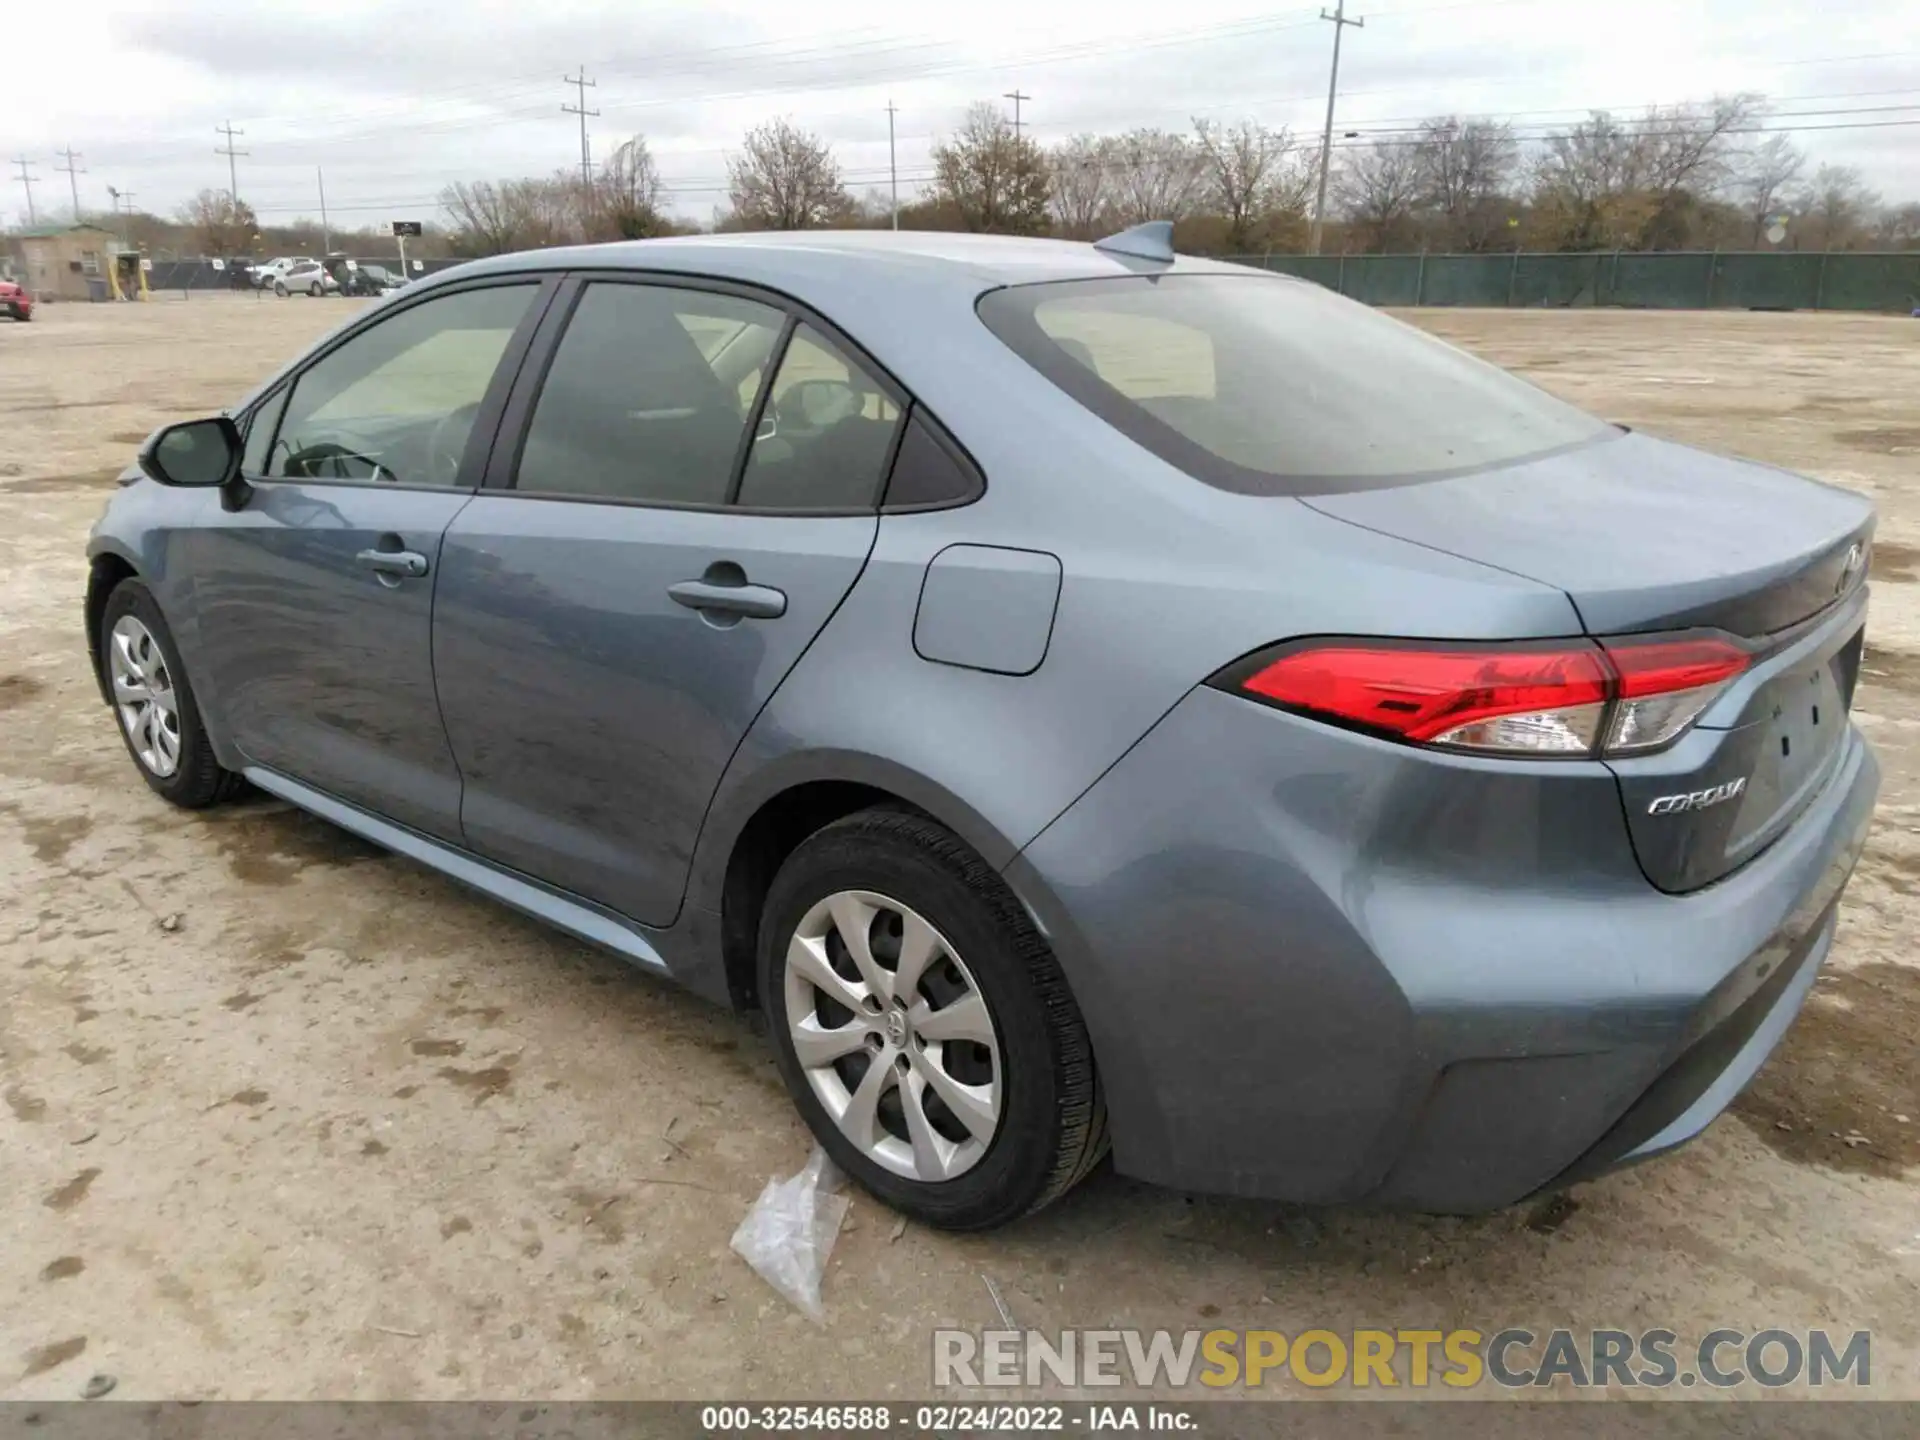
[
  {"xmin": 355, "ymin": 548, "xmax": 429, "ymax": 578},
  {"xmin": 668, "ymin": 578, "xmax": 787, "ymax": 620}
]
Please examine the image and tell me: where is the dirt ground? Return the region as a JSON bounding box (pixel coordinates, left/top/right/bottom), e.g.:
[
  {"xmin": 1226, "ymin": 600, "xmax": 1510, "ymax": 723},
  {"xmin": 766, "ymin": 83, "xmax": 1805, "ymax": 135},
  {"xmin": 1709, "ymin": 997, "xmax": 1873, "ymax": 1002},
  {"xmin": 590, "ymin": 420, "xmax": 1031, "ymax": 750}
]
[{"xmin": 2, "ymin": 294, "xmax": 1917, "ymax": 1403}]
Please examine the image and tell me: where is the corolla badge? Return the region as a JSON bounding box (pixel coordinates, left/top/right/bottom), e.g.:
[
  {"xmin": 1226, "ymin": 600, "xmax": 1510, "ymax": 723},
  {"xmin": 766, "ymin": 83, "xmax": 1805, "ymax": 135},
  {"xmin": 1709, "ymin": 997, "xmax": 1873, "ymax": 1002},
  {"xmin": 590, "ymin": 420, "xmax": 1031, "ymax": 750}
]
[{"xmin": 1648, "ymin": 777, "xmax": 1747, "ymax": 815}]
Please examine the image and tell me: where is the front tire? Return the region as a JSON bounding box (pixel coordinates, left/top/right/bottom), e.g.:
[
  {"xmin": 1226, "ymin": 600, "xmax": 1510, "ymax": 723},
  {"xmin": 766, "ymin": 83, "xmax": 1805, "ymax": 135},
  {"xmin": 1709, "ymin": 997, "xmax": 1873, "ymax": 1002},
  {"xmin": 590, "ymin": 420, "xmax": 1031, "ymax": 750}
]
[
  {"xmin": 274, "ymin": 282, "xmax": 288, "ymax": 297},
  {"xmin": 98, "ymin": 580, "xmax": 240, "ymax": 809},
  {"xmin": 759, "ymin": 808, "xmax": 1107, "ymax": 1230}
]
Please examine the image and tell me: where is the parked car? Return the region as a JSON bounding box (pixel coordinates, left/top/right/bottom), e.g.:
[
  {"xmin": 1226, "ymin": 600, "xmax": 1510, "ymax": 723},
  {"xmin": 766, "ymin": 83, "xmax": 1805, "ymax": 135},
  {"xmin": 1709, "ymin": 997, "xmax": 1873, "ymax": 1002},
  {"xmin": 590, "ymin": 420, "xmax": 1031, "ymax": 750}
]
[
  {"xmin": 84, "ymin": 228, "xmax": 1880, "ymax": 1230},
  {"xmin": 225, "ymin": 260, "xmax": 260, "ymax": 292},
  {"xmin": 321, "ymin": 256, "xmax": 404, "ymax": 297},
  {"xmin": 274, "ymin": 259, "xmax": 339, "ymax": 297},
  {"xmin": 252, "ymin": 257, "xmax": 298, "ymax": 290},
  {"xmin": 0, "ymin": 278, "xmax": 31, "ymax": 321}
]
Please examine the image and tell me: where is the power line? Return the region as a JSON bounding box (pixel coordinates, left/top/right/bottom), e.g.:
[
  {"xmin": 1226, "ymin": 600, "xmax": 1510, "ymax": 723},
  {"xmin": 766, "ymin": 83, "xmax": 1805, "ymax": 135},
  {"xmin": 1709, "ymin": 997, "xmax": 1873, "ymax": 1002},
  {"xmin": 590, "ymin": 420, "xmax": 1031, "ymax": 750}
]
[
  {"xmin": 1310, "ymin": 0, "xmax": 1365, "ymax": 255},
  {"xmin": 216, "ymin": 121, "xmax": 248, "ymax": 204},
  {"xmin": 73, "ymin": 26, "xmax": 1920, "ymax": 170},
  {"xmin": 11, "ymin": 157, "xmax": 39, "ymax": 226},
  {"xmin": 235, "ymin": 111, "xmax": 1920, "ymax": 217},
  {"xmin": 56, "ymin": 146, "xmax": 86, "ymax": 219},
  {"xmin": 563, "ymin": 68, "xmax": 599, "ymax": 186}
]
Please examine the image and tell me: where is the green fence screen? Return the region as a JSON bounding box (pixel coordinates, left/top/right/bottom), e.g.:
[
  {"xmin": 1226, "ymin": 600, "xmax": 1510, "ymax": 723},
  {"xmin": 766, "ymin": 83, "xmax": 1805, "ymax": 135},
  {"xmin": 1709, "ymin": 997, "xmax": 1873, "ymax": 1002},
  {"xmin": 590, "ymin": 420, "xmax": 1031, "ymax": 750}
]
[{"xmin": 1234, "ymin": 251, "xmax": 1920, "ymax": 312}]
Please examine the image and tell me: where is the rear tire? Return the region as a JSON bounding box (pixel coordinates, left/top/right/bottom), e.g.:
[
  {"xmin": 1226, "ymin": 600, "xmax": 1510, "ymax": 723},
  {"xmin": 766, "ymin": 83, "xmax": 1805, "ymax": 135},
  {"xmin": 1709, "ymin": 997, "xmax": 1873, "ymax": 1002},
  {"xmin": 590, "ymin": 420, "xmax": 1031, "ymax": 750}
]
[
  {"xmin": 309, "ymin": 283, "xmax": 322, "ymax": 297},
  {"xmin": 758, "ymin": 808, "xmax": 1107, "ymax": 1230},
  {"xmin": 98, "ymin": 580, "xmax": 241, "ymax": 810}
]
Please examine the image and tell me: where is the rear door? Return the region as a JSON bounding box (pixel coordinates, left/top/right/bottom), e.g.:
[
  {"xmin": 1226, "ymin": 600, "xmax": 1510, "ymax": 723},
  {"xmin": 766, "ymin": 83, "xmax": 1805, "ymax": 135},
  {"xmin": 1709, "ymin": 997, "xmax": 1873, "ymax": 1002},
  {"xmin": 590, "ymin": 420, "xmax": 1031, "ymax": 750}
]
[
  {"xmin": 186, "ymin": 278, "xmax": 550, "ymax": 838},
  {"xmin": 432, "ymin": 276, "xmax": 905, "ymax": 925}
]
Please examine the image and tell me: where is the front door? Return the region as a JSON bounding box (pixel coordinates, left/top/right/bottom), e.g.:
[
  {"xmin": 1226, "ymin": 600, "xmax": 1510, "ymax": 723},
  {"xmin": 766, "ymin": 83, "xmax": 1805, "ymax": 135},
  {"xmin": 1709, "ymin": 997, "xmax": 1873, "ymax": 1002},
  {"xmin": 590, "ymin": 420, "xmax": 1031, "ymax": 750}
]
[
  {"xmin": 186, "ymin": 280, "xmax": 547, "ymax": 838},
  {"xmin": 432, "ymin": 278, "xmax": 905, "ymax": 925}
]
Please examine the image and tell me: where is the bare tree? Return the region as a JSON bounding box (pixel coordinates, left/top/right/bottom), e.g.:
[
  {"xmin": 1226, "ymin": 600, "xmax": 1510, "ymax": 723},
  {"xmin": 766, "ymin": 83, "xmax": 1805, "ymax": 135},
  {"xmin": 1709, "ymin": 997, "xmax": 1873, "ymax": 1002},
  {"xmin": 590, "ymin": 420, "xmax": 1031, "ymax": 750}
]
[
  {"xmin": 1874, "ymin": 201, "xmax": 1920, "ymax": 249},
  {"xmin": 931, "ymin": 103, "xmax": 1051, "ymax": 235},
  {"xmin": 438, "ymin": 175, "xmax": 574, "ymax": 256},
  {"xmin": 1530, "ymin": 111, "xmax": 1655, "ymax": 249},
  {"xmin": 1049, "ymin": 134, "xmax": 1117, "ymax": 239},
  {"xmin": 176, "ymin": 188, "xmax": 258, "ymax": 255},
  {"xmin": 1636, "ymin": 95, "xmax": 1762, "ymax": 196},
  {"xmin": 1794, "ymin": 163, "xmax": 1882, "ymax": 250},
  {"xmin": 1737, "ymin": 132, "xmax": 1804, "ymax": 245},
  {"xmin": 1106, "ymin": 128, "xmax": 1206, "ymax": 226},
  {"xmin": 1335, "ymin": 142, "xmax": 1424, "ymax": 251},
  {"xmin": 589, "ymin": 135, "xmax": 667, "ymax": 240},
  {"xmin": 1193, "ymin": 118, "xmax": 1308, "ymax": 253},
  {"xmin": 1530, "ymin": 97, "xmax": 1759, "ymax": 249},
  {"xmin": 726, "ymin": 119, "xmax": 849, "ymax": 230},
  {"xmin": 1414, "ymin": 117, "xmax": 1518, "ymax": 250}
]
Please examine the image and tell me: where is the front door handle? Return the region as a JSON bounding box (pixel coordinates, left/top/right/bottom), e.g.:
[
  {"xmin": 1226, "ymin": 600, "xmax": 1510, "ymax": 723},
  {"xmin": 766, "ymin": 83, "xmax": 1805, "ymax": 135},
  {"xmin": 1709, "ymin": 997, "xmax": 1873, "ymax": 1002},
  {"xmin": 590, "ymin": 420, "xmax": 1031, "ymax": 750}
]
[
  {"xmin": 355, "ymin": 548, "xmax": 429, "ymax": 578},
  {"xmin": 668, "ymin": 577, "xmax": 787, "ymax": 620}
]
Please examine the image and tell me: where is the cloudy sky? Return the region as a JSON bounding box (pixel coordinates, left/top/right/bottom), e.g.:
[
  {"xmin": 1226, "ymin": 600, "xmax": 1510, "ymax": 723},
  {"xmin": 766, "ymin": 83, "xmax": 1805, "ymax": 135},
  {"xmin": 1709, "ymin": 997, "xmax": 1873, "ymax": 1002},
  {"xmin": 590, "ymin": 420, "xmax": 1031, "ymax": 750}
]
[{"xmin": 4, "ymin": 0, "xmax": 1915, "ymax": 231}]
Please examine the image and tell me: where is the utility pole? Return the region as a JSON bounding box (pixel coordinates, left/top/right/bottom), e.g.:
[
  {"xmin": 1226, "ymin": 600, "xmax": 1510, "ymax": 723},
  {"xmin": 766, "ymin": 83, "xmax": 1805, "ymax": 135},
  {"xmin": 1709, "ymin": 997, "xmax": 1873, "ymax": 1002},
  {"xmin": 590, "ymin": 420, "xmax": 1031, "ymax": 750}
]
[
  {"xmin": 56, "ymin": 146, "xmax": 85, "ymax": 220},
  {"xmin": 563, "ymin": 68, "xmax": 599, "ymax": 188},
  {"xmin": 106, "ymin": 185, "xmax": 134, "ymax": 247},
  {"xmin": 318, "ymin": 168, "xmax": 330, "ymax": 252},
  {"xmin": 11, "ymin": 157, "xmax": 39, "ymax": 226},
  {"xmin": 1309, "ymin": 1, "xmax": 1364, "ymax": 256},
  {"xmin": 216, "ymin": 121, "xmax": 247, "ymax": 205},
  {"xmin": 886, "ymin": 101, "xmax": 899, "ymax": 231},
  {"xmin": 1003, "ymin": 90, "xmax": 1030, "ymax": 138}
]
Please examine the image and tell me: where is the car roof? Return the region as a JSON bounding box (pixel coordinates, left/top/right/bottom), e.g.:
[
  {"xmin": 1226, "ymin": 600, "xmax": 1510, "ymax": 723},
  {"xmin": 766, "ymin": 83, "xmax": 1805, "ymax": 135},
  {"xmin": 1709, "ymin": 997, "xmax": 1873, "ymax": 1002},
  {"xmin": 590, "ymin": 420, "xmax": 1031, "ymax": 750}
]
[{"xmin": 433, "ymin": 229, "xmax": 1253, "ymax": 300}]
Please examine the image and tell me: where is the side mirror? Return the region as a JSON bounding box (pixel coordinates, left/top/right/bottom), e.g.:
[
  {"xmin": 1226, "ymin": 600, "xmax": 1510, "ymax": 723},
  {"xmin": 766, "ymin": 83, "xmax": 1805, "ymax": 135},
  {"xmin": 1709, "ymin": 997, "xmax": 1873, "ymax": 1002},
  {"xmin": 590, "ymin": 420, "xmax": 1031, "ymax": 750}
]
[{"xmin": 138, "ymin": 417, "xmax": 251, "ymax": 510}]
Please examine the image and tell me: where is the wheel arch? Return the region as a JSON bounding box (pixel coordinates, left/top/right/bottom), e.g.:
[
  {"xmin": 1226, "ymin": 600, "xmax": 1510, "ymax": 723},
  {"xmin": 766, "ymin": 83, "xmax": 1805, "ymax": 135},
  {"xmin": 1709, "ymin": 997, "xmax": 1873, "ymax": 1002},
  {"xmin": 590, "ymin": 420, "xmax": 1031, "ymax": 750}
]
[
  {"xmin": 85, "ymin": 548, "xmax": 141, "ymax": 705},
  {"xmin": 687, "ymin": 750, "xmax": 1030, "ymax": 1014}
]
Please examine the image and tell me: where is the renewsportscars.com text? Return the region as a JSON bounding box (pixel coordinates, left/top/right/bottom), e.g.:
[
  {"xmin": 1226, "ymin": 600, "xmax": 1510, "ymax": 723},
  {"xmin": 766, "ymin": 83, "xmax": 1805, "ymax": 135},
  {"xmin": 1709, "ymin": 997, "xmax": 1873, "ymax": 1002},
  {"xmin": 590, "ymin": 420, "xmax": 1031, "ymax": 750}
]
[{"xmin": 933, "ymin": 1327, "xmax": 1871, "ymax": 1391}]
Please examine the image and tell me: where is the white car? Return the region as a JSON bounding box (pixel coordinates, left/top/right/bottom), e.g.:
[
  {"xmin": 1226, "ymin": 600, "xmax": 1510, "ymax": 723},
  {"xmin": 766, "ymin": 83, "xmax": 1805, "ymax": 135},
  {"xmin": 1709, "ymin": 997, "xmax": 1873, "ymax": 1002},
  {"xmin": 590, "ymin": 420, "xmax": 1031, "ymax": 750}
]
[
  {"xmin": 272, "ymin": 259, "xmax": 339, "ymax": 297},
  {"xmin": 252, "ymin": 257, "xmax": 298, "ymax": 289}
]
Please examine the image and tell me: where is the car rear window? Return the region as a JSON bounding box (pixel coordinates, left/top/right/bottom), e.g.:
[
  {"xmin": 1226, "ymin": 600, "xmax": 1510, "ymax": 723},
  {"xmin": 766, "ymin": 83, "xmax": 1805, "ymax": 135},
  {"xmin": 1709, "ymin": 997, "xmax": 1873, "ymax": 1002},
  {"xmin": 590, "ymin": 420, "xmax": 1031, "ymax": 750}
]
[{"xmin": 976, "ymin": 274, "xmax": 1615, "ymax": 494}]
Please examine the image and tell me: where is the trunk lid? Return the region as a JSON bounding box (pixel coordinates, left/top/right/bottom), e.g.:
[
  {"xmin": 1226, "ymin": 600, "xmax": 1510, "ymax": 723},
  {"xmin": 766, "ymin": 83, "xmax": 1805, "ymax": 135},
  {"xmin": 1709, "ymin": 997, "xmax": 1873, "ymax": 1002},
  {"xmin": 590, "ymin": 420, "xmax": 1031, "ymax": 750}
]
[
  {"xmin": 1300, "ymin": 431, "xmax": 1873, "ymax": 637},
  {"xmin": 1302, "ymin": 431, "xmax": 1875, "ymax": 892}
]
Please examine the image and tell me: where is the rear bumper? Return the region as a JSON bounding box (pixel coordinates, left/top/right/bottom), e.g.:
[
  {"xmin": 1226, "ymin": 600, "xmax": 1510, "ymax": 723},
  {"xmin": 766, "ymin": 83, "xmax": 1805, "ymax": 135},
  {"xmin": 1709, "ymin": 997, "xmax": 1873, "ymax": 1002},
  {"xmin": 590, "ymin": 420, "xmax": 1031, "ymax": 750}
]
[{"xmin": 1007, "ymin": 686, "xmax": 1878, "ymax": 1210}]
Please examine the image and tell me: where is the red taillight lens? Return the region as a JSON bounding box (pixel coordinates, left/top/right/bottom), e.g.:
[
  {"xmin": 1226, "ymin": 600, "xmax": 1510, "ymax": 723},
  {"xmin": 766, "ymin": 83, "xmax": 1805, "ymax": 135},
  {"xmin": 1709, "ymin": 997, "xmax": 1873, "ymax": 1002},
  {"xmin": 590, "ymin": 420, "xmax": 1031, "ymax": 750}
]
[{"xmin": 1220, "ymin": 634, "xmax": 1750, "ymax": 758}]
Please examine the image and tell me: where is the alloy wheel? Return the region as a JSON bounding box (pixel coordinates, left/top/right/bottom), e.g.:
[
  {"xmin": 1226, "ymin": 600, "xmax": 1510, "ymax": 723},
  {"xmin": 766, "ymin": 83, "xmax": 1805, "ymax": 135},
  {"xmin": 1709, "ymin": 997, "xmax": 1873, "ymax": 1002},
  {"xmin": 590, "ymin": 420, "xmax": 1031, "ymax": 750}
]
[
  {"xmin": 109, "ymin": 614, "xmax": 182, "ymax": 778},
  {"xmin": 783, "ymin": 890, "xmax": 1002, "ymax": 1182}
]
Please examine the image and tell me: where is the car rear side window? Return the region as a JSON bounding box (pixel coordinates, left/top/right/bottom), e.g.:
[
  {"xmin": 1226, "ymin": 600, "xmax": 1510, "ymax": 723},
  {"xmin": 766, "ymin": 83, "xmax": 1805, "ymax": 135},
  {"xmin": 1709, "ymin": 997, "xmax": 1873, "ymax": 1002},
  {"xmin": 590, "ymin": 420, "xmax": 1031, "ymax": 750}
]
[
  {"xmin": 977, "ymin": 275, "xmax": 1615, "ymax": 494},
  {"xmin": 515, "ymin": 282, "xmax": 785, "ymax": 506},
  {"xmin": 735, "ymin": 324, "xmax": 904, "ymax": 511},
  {"xmin": 882, "ymin": 410, "xmax": 984, "ymax": 509}
]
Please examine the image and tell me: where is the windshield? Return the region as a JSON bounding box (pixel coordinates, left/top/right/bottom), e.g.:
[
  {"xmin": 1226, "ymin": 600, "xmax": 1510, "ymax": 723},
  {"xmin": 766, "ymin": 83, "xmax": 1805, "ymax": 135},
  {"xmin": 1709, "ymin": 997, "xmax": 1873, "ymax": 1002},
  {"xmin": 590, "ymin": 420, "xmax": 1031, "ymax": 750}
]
[{"xmin": 976, "ymin": 274, "xmax": 1616, "ymax": 494}]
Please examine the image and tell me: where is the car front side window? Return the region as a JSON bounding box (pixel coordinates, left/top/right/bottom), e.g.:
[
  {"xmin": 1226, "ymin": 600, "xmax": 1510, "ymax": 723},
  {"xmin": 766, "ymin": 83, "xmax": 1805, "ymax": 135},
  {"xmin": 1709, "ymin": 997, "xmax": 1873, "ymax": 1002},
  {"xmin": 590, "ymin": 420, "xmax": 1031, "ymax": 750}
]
[
  {"xmin": 265, "ymin": 283, "xmax": 537, "ymax": 489},
  {"xmin": 241, "ymin": 387, "xmax": 290, "ymax": 476}
]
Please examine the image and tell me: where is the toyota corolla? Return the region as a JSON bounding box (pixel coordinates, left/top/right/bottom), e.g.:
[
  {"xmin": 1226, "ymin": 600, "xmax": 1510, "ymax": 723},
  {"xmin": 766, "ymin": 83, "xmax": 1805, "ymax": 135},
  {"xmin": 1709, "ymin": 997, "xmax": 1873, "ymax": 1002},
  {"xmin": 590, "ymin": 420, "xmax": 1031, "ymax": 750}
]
[{"xmin": 85, "ymin": 227, "xmax": 1879, "ymax": 1229}]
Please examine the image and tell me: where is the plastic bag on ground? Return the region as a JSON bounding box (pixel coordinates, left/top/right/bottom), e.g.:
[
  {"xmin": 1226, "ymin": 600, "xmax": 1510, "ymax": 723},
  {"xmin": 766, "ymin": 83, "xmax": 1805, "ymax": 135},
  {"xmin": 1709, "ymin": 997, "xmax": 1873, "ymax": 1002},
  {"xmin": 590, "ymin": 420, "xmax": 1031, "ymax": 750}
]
[{"xmin": 730, "ymin": 1146, "xmax": 851, "ymax": 1322}]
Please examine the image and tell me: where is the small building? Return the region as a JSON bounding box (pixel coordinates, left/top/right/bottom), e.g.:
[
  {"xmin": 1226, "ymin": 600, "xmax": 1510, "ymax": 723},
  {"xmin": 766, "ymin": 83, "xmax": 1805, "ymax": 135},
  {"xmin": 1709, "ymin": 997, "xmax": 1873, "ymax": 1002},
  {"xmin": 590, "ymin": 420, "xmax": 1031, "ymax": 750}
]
[{"xmin": 7, "ymin": 223, "xmax": 120, "ymax": 301}]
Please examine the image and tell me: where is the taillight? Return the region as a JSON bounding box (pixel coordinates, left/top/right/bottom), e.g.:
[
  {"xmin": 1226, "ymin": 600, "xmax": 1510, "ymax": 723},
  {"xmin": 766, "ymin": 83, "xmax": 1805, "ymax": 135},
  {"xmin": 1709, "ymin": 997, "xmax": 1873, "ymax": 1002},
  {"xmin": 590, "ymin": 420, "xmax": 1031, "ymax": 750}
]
[
  {"xmin": 1214, "ymin": 635, "xmax": 1749, "ymax": 758},
  {"xmin": 1600, "ymin": 637, "xmax": 1750, "ymax": 754}
]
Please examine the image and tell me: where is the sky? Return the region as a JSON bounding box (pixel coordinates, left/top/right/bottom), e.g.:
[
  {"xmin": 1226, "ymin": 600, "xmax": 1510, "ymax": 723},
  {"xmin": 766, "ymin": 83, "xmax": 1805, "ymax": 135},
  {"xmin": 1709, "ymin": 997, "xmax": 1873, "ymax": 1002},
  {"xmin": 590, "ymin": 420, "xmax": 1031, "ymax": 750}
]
[{"xmin": 3, "ymin": 0, "xmax": 1916, "ymax": 232}]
